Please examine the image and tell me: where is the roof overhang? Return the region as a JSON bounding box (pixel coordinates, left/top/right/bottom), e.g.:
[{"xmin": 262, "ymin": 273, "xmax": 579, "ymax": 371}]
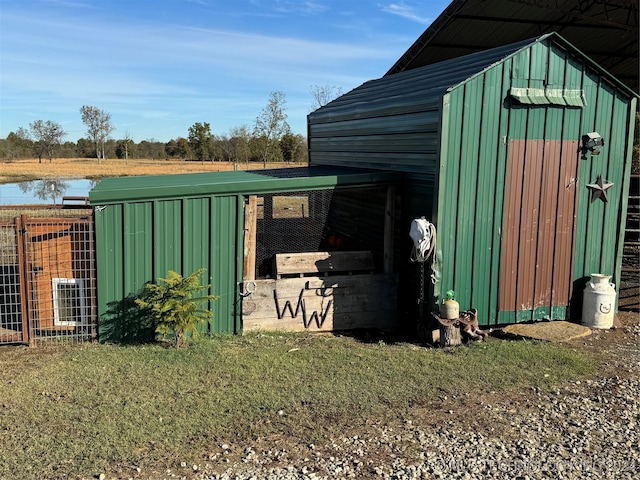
[
  {"xmin": 89, "ymin": 166, "xmax": 402, "ymax": 204},
  {"xmin": 386, "ymin": 0, "xmax": 639, "ymax": 93}
]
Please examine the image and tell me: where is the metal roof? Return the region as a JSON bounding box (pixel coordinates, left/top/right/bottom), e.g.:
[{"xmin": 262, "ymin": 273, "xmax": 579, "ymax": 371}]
[
  {"xmin": 309, "ymin": 38, "xmax": 533, "ymax": 125},
  {"xmin": 89, "ymin": 166, "xmax": 401, "ymax": 203},
  {"xmin": 311, "ymin": 33, "xmax": 635, "ymax": 127},
  {"xmin": 386, "ymin": 0, "xmax": 639, "ymax": 93}
]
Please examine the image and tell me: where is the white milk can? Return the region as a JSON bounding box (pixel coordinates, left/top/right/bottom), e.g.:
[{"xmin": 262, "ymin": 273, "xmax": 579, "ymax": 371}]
[{"xmin": 582, "ymin": 274, "xmax": 617, "ymax": 329}]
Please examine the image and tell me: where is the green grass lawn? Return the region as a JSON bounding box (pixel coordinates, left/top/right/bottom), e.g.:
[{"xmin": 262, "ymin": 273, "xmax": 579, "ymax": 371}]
[{"xmin": 0, "ymin": 333, "xmax": 596, "ymax": 478}]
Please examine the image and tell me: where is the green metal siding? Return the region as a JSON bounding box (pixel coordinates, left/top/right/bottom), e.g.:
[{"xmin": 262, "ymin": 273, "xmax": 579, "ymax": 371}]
[
  {"xmin": 308, "ymin": 40, "xmax": 532, "ymax": 177},
  {"xmin": 91, "ymin": 167, "xmax": 401, "ymax": 339},
  {"xmin": 435, "ymin": 38, "xmax": 637, "ymax": 326},
  {"xmin": 94, "ymin": 195, "xmax": 241, "ymax": 339},
  {"xmin": 183, "ymin": 198, "xmax": 212, "ymax": 334},
  {"xmin": 123, "ymin": 203, "xmax": 153, "ymax": 295},
  {"xmin": 95, "ymin": 204, "xmax": 124, "ymax": 338},
  {"xmin": 472, "ymin": 63, "xmax": 506, "ymax": 325},
  {"xmin": 437, "ymin": 62, "xmax": 513, "ymax": 325},
  {"xmin": 309, "ymin": 113, "xmax": 441, "ymax": 174},
  {"xmin": 574, "ymin": 73, "xmax": 637, "ymax": 307},
  {"xmin": 209, "ymin": 196, "xmax": 242, "ymax": 334},
  {"xmin": 306, "ymin": 33, "xmax": 637, "ymax": 327},
  {"xmin": 154, "ymin": 200, "xmax": 182, "ymax": 277},
  {"xmin": 182, "ymin": 198, "xmax": 210, "ymax": 284}
]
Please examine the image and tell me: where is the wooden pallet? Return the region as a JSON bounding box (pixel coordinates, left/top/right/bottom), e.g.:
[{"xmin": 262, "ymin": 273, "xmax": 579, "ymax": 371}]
[{"xmin": 243, "ymin": 251, "xmax": 397, "ymax": 332}]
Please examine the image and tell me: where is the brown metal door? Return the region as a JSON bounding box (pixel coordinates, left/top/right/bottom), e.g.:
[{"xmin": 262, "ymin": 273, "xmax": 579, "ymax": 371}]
[{"xmin": 499, "ymin": 139, "xmax": 580, "ymax": 313}]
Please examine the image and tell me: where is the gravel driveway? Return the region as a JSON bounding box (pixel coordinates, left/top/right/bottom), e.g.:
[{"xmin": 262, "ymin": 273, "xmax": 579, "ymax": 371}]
[
  {"xmin": 130, "ymin": 313, "xmax": 639, "ymax": 480},
  {"xmin": 191, "ymin": 315, "xmax": 640, "ymax": 480}
]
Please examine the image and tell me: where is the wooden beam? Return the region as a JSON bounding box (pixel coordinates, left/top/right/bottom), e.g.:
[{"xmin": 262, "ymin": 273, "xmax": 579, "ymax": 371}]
[
  {"xmin": 243, "ymin": 195, "xmax": 257, "ymax": 281},
  {"xmin": 16, "ymin": 215, "xmax": 30, "ymax": 345},
  {"xmin": 274, "ymin": 251, "xmax": 374, "ymax": 277}
]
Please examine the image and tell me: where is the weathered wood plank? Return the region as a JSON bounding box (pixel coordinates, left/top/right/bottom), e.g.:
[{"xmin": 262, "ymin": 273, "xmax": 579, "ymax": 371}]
[
  {"xmin": 274, "ymin": 251, "xmax": 374, "ymax": 276},
  {"xmin": 243, "ymin": 310, "xmax": 396, "ymax": 332},
  {"xmin": 244, "ymin": 279, "xmax": 397, "ymax": 316},
  {"xmin": 242, "ymin": 273, "xmax": 398, "ymax": 332},
  {"xmin": 243, "ymin": 290, "xmax": 397, "ymax": 319},
  {"xmin": 244, "ymin": 274, "xmax": 397, "ymax": 297},
  {"xmin": 243, "ymin": 195, "xmax": 257, "ymax": 281}
]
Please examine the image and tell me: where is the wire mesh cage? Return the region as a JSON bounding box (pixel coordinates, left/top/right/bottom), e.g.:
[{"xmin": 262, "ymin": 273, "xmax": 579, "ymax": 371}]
[
  {"xmin": 0, "ymin": 216, "xmax": 97, "ymax": 345},
  {"xmin": 0, "ymin": 224, "xmax": 23, "ymax": 343},
  {"xmin": 254, "ymin": 185, "xmax": 388, "ymax": 278}
]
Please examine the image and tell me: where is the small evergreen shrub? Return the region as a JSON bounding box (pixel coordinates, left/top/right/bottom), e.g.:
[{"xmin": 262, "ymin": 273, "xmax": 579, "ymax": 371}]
[{"xmin": 135, "ymin": 268, "xmax": 218, "ymax": 347}]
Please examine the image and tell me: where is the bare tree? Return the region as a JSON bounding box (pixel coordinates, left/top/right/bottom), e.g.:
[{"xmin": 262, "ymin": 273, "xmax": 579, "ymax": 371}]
[
  {"xmin": 310, "ymin": 84, "xmax": 343, "ymax": 111},
  {"xmin": 254, "ymin": 91, "xmax": 290, "ymax": 168},
  {"xmin": 121, "ymin": 131, "xmax": 133, "ymax": 164},
  {"xmin": 15, "ymin": 127, "xmax": 30, "ymax": 143},
  {"xmin": 229, "ymin": 125, "xmax": 251, "ymax": 168},
  {"xmin": 33, "ymin": 179, "xmax": 69, "ymax": 205},
  {"xmin": 29, "ymin": 120, "xmax": 66, "ymax": 163},
  {"xmin": 80, "ymin": 105, "xmax": 114, "ymax": 163},
  {"xmin": 215, "ymin": 126, "xmax": 252, "ymax": 170}
]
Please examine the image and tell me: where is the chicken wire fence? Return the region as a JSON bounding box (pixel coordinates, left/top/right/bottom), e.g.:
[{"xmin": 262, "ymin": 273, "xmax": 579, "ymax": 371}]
[
  {"xmin": 254, "ymin": 186, "xmax": 389, "ymax": 278},
  {"xmin": 0, "ymin": 216, "xmax": 97, "ymax": 345}
]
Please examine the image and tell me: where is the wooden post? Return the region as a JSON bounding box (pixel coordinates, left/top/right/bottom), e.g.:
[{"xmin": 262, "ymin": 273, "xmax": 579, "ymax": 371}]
[
  {"xmin": 439, "ymin": 322, "xmax": 462, "ymax": 347},
  {"xmin": 243, "ymin": 195, "xmax": 257, "ymax": 281},
  {"xmin": 16, "ymin": 215, "xmax": 31, "ymax": 345},
  {"xmin": 432, "ymin": 313, "xmax": 462, "ymax": 347}
]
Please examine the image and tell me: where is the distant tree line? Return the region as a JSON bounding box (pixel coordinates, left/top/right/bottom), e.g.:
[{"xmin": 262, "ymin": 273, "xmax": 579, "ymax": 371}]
[
  {"xmin": 0, "ymin": 129, "xmax": 309, "ymax": 165},
  {"xmin": 0, "ymin": 86, "xmax": 347, "ymax": 165}
]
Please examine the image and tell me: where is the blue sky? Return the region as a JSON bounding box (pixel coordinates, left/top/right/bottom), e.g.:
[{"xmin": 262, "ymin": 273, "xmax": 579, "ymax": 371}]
[{"xmin": 0, "ymin": 0, "xmax": 449, "ymax": 143}]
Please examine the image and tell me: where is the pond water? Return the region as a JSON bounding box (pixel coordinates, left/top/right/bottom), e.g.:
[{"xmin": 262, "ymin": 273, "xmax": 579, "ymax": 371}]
[{"xmin": 0, "ymin": 179, "xmax": 98, "ymax": 205}]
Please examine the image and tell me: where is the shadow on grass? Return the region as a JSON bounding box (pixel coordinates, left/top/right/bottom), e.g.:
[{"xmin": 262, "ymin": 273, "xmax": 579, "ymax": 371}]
[
  {"xmin": 332, "ymin": 327, "xmax": 413, "ymax": 345},
  {"xmin": 100, "ymin": 294, "xmax": 157, "ymax": 345},
  {"xmin": 336, "ymin": 322, "xmax": 545, "ymax": 348}
]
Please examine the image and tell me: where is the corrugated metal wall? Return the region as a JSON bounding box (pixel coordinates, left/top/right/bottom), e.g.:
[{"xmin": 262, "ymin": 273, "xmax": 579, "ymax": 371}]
[
  {"xmin": 307, "ymin": 41, "xmax": 532, "ymax": 328},
  {"xmin": 94, "ymin": 195, "xmax": 242, "ymax": 340},
  {"xmin": 574, "ymin": 75, "xmax": 636, "ymax": 301},
  {"xmin": 308, "ymin": 41, "xmax": 531, "ymax": 176},
  {"xmin": 91, "ymin": 168, "xmax": 402, "ymax": 339},
  {"xmin": 308, "ymin": 35, "xmax": 636, "ymax": 328},
  {"xmin": 436, "ymin": 38, "xmax": 636, "ymax": 325}
]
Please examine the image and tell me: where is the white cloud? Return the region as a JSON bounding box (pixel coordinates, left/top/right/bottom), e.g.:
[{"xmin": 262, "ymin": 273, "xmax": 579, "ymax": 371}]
[
  {"xmin": 272, "ymin": 1, "xmax": 329, "ymax": 15},
  {"xmin": 42, "ymin": 0, "xmax": 97, "ymax": 9},
  {"xmin": 380, "ymin": 2, "xmax": 432, "ymax": 25}
]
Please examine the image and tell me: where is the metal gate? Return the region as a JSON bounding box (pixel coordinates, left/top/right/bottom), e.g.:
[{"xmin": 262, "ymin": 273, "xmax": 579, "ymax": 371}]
[{"xmin": 0, "ymin": 215, "xmax": 97, "ymax": 345}]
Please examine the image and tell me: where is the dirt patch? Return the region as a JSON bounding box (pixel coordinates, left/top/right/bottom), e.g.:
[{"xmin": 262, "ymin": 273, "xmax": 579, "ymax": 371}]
[{"xmin": 501, "ymin": 320, "xmax": 592, "ymax": 342}]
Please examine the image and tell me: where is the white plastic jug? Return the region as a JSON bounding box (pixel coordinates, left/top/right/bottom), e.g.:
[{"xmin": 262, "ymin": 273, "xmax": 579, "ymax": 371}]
[{"xmin": 582, "ymin": 274, "xmax": 617, "ymax": 329}]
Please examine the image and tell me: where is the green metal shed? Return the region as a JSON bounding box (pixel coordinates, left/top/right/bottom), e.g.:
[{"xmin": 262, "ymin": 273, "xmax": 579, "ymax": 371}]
[
  {"xmin": 89, "ymin": 166, "xmax": 400, "ymax": 340},
  {"xmin": 308, "ymin": 33, "xmax": 638, "ymax": 326}
]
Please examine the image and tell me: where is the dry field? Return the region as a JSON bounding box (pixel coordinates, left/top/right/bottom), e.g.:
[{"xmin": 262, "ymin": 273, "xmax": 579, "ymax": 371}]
[{"xmin": 0, "ymin": 158, "xmax": 302, "ymax": 184}]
